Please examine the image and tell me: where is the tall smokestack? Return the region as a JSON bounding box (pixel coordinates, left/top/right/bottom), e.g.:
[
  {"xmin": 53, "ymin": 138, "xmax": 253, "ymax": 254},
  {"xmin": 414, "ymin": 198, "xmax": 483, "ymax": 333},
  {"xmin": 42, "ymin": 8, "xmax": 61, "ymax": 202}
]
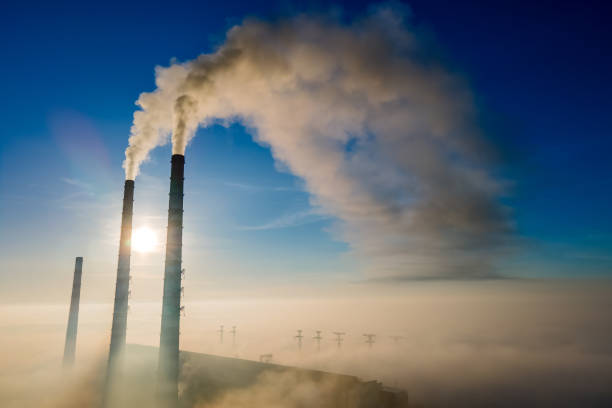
[
  {"xmin": 105, "ymin": 180, "xmax": 134, "ymax": 384},
  {"xmin": 63, "ymin": 256, "xmax": 83, "ymax": 367},
  {"xmin": 157, "ymin": 154, "xmax": 185, "ymax": 406}
]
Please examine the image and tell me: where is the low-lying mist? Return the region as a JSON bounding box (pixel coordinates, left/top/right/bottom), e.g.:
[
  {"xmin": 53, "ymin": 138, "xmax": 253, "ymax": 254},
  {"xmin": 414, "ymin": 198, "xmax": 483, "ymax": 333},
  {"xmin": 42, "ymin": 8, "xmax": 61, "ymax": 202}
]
[{"xmin": 1, "ymin": 280, "xmax": 611, "ymax": 407}]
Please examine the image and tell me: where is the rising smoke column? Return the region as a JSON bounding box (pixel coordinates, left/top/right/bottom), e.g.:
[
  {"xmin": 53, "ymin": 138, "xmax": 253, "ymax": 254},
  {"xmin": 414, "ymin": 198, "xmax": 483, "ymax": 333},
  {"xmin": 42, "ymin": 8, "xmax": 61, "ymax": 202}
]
[{"xmin": 124, "ymin": 5, "xmax": 512, "ymax": 279}]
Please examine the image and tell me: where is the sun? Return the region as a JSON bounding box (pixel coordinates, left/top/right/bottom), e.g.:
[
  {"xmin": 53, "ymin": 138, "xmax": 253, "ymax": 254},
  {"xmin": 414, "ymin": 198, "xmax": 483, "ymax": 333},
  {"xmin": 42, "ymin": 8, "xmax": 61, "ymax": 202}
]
[{"xmin": 131, "ymin": 226, "xmax": 158, "ymax": 253}]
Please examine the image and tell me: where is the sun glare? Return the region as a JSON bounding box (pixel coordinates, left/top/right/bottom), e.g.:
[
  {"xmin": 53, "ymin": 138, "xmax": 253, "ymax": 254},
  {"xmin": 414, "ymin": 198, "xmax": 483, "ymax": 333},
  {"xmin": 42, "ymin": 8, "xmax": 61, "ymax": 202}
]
[{"xmin": 131, "ymin": 226, "xmax": 158, "ymax": 253}]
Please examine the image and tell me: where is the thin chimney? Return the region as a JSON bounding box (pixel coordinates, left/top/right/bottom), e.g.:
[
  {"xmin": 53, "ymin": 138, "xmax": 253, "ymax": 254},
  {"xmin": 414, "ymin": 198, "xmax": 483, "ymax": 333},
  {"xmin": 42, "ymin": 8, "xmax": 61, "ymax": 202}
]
[
  {"xmin": 63, "ymin": 256, "xmax": 83, "ymax": 367},
  {"xmin": 158, "ymin": 154, "xmax": 185, "ymax": 406},
  {"xmin": 105, "ymin": 180, "xmax": 134, "ymax": 381}
]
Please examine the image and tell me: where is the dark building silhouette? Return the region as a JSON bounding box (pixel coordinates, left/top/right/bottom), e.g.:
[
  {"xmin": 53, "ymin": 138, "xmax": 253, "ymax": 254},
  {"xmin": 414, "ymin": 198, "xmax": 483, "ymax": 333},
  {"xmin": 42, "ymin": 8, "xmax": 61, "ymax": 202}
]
[
  {"xmin": 158, "ymin": 154, "xmax": 185, "ymax": 406},
  {"xmin": 63, "ymin": 256, "xmax": 83, "ymax": 367},
  {"xmin": 111, "ymin": 344, "xmax": 410, "ymax": 408}
]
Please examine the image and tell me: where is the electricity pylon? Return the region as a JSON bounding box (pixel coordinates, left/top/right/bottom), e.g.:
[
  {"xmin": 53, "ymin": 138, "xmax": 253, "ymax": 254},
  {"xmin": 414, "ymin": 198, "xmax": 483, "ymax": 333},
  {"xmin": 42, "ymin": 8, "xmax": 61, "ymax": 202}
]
[
  {"xmin": 230, "ymin": 326, "xmax": 237, "ymax": 347},
  {"xmin": 218, "ymin": 325, "xmax": 224, "ymax": 344},
  {"xmin": 313, "ymin": 330, "xmax": 323, "ymax": 351},
  {"xmin": 363, "ymin": 333, "xmax": 376, "ymax": 348},
  {"xmin": 295, "ymin": 329, "xmax": 304, "ymax": 351},
  {"xmin": 333, "ymin": 331, "xmax": 346, "ymax": 349}
]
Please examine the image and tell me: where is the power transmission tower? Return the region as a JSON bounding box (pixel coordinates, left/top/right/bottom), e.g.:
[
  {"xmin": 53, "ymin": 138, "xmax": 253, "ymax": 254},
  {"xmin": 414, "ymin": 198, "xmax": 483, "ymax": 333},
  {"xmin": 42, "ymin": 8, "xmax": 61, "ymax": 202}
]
[
  {"xmin": 333, "ymin": 332, "xmax": 346, "ymax": 349},
  {"xmin": 230, "ymin": 326, "xmax": 237, "ymax": 347},
  {"xmin": 218, "ymin": 325, "xmax": 224, "ymax": 344},
  {"xmin": 313, "ymin": 330, "xmax": 323, "ymax": 352},
  {"xmin": 295, "ymin": 329, "xmax": 304, "ymax": 351},
  {"xmin": 363, "ymin": 333, "xmax": 376, "ymax": 348},
  {"xmin": 390, "ymin": 335, "xmax": 405, "ymax": 344}
]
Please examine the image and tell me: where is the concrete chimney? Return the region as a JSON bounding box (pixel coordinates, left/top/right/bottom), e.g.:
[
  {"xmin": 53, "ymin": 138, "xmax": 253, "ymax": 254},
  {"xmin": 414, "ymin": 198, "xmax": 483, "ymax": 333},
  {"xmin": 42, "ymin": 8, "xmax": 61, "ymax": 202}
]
[
  {"xmin": 158, "ymin": 154, "xmax": 185, "ymax": 406},
  {"xmin": 106, "ymin": 180, "xmax": 134, "ymax": 374},
  {"xmin": 63, "ymin": 256, "xmax": 83, "ymax": 367}
]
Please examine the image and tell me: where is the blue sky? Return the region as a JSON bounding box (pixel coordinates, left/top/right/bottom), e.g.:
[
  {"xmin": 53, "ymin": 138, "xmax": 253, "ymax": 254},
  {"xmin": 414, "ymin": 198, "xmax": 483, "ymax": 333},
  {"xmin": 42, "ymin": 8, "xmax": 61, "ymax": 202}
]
[{"xmin": 0, "ymin": 0, "xmax": 611, "ymax": 302}]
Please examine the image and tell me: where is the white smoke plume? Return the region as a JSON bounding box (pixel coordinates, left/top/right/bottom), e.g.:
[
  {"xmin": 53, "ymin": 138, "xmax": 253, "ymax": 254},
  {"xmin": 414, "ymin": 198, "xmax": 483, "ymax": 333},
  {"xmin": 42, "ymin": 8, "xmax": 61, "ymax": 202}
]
[{"xmin": 123, "ymin": 4, "xmax": 512, "ymax": 279}]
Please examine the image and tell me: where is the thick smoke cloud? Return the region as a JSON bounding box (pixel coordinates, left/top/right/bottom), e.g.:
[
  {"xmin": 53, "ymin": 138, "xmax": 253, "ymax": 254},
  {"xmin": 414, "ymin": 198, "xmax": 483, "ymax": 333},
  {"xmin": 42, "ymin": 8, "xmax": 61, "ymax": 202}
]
[{"xmin": 123, "ymin": 5, "xmax": 512, "ymax": 279}]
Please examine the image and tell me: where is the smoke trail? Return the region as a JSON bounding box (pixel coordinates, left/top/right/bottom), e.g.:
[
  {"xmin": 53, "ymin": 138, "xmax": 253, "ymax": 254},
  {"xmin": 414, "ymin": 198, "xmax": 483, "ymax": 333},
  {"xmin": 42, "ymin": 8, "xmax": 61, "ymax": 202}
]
[{"xmin": 123, "ymin": 4, "xmax": 512, "ymax": 278}]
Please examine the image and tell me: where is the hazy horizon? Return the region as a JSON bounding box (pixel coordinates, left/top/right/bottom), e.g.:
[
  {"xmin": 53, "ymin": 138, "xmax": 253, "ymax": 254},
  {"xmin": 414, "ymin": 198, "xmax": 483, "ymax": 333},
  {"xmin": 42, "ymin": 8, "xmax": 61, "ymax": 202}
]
[
  {"xmin": 2, "ymin": 279, "xmax": 612, "ymax": 407},
  {"xmin": 1, "ymin": 1, "xmax": 611, "ymax": 407}
]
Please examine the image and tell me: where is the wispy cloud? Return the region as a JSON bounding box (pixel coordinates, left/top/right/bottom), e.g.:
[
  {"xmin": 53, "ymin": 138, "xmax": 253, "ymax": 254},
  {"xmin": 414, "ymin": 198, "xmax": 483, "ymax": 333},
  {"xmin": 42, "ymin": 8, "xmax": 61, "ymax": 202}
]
[
  {"xmin": 222, "ymin": 181, "xmax": 297, "ymax": 193},
  {"xmin": 358, "ymin": 273, "xmax": 513, "ymax": 284},
  {"xmin": 61, "ymin": 177, "xmax": 93, "ymax": 191},
  {"xmin": 57, "ymin": 177, "xmax": 96, "ymax": 204},
  {"xmin": 567, "ymin": 251, "xmax": 612, "ymax": 262},
  {"xmin": 238, "ymin": 209, "xmax": 330, "ymax": 231}
]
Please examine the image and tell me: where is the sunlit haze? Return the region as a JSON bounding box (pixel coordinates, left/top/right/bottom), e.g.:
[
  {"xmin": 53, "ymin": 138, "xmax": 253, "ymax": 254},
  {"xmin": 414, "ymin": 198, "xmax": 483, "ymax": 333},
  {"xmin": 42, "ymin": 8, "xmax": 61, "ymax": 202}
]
[
  {"xmin": 131, "ymin": 226, "xmax": 159, "ymax": 253},
  {"xmin": 0, "ymin": 1, "xmax": 610, "ymax": 408}
]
